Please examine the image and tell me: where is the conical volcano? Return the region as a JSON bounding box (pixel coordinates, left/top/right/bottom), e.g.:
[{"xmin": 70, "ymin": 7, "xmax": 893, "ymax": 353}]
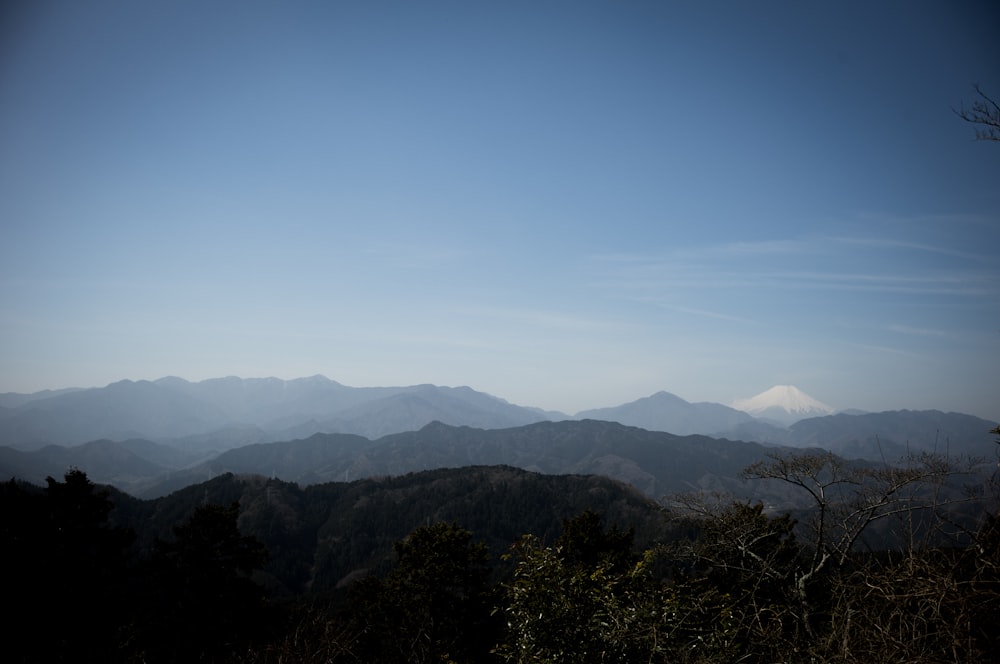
[{"xmin": 731, "ymin": 385, "xmax": 834, "ymax": 425}]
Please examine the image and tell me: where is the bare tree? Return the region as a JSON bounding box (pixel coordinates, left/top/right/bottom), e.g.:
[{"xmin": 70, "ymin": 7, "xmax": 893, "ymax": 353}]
[
  {"xmin": 742, "ymin": 450, "xmax": 970, "ymax": 639},
  {"xmin": 664, "ymin": 445, "xmax": 996, "ymax": 661},
  {"xmin": 954, "ymin": 84, "xmax": 1000, "ymax": 141}
]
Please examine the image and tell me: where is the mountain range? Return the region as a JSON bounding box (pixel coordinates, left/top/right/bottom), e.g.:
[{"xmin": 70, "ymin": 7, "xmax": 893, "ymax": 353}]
[
  {"xmin": 0, "ymin": 376, "xmax": 850, "ymax": 450},
  {"xmin": 0, "ymin": 376, "xmax": 556, "ymax": 450},
  {"xmin": 1, "ymin": 376, "xmax": 995, "ymax": 502},
  {"xmin": 3, "ymin": 413, "xmax": 996, "ymax": 504},
  {"xmin": 1, "ymin": 419, "xmax": 806, "ymax": 503},
  {"xmin": 576, "ymin": 391, "xmax": 754, "ymax": 435}
]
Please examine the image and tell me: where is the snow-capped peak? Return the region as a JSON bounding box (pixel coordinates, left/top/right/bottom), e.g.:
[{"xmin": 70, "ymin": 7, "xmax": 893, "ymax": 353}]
[{"xmin": 731, "ymin": 385, "xmax": 834, "ymax": 425}]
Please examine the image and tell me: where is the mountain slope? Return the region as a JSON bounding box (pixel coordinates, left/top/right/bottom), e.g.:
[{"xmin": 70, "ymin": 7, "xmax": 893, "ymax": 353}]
[
  {"xmin": 115, "ymin": 466, "xmax": 669, "ymax": 595},
  {"xmin": 153, "ymin": 374, "xmax": 401, "ymax": 425},
  {"xmin": 0, "ymin": 377, "xmax": 555, "ymax": 449},
  {"xmin": 576, "ymin": 391, "xmax": 754, "ymax": 435},
  {"xmin": 787, "ymin": 410, "xmax": 997, "ymax": 460},
  {"xmin": 140, "ymin": 419, "xmax": 784, "ymax": 501},
  {"xmin": 0, "ymin": 380, "xmax": 231, "ymax": 448},
  {"xmin": 0, "ymin": 438, "xmax": 195, "ymax": 495},
  {"xmin": 0, "ymin": 387, "xmax": 85, "ymax": 409},
  {"xmin": 319, "ymin": 384, "xmax": 553, "ymax": 439}
]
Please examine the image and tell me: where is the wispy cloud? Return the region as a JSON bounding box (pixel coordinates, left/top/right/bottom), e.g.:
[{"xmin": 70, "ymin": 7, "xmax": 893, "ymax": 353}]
[
  {"xmin": 596, "ymin": 264, "xmax": 994, "ymax": 298},
  {"xmin": 829, "ymin": 236, "xmax": 992, "ymax": 263},
  {"xmin": 591, "ymin": 238, "xmax": 812, "ymax": 265},
  {"xmin": 623, "ymin": 296, "xmax": 760, "ymax": 324},
  {"xmin": 710, "ymin": 239, "xmax": 811, "ymax": 256},
  {"xmin": 757, "ymin": 270, "xmax": 996, "ymax": 296},
  {"xmin": 855, "ymin": 210, "xmax": 995, "ymax": 228},
  {"xmin": 591, "ymin": 235, "xmax": 998, "ymax": 298},
  {"xmin": 887, "ymin": 324, "xmax": 948, "ymax": 337},
  {"xmin": 843, "ymin": 341, "xmax": 912, "ymax": 356}
]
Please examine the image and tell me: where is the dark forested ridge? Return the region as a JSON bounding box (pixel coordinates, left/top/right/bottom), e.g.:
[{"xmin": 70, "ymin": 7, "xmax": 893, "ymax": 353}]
[
  {"xmin": 113, "ymin": 464, "xmax": 669, "ymax": 596},
  {"xmin": 2, "ymin": 465, "xmax": 673, "ymax": 661},
  {"xmin": 1, "ymin": 419, "xmax": 797, "ymax": 500},
  {"xmin": 186, "ymin": 419, "xmax": 783, "ymax": 501},
  {"xmin": 4, "ymin": 410, "xmax": 995, "ymax": 502},
  {"xmin": 5, "ymin": 448, "xmax": 999, "ymax": 663},
  {"xmin": 0, "ymin": 420, "xmax": 804, "ymax": 498}
]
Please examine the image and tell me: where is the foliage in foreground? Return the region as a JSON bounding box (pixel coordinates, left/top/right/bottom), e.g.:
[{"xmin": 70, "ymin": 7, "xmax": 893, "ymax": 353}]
[{"xmin": 3, "ymin": 444, "xmax": 999, "ymax": 662}]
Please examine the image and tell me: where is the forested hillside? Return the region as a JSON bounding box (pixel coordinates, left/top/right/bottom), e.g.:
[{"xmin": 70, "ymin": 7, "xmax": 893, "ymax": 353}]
[
  {"xmin": 4, "ymin": 446, "xmax": 999, "ymax": 663},
  {"xmin": 171, "ymin": 419, "xmax": 780, "ymax": 501},
  {"xmin": 114, "ymin": 465, "xmax": 669, "ymax": 595},
  {"xmin": 6, "ymin": 412, "xmax": 995, "ymax": 503}
]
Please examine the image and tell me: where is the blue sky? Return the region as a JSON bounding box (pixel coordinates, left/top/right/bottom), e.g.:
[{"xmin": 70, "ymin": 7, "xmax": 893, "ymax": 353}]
[{"xmin": 1, "ymin": 1, "xmax": 998, "ymax": 418}]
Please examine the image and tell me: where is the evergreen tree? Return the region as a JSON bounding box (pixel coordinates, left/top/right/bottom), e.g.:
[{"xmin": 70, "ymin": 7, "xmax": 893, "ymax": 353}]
[
  {"xmin": 1, "ymin": 471, "xmax": 134, "ymax": 663},
  {"xmin": 349, "ymin": 521, "xmax": 497, "ymax": 663},
  {"xmin": 131, "ymin": 502, "xmax": 270, "ymax": 662}
]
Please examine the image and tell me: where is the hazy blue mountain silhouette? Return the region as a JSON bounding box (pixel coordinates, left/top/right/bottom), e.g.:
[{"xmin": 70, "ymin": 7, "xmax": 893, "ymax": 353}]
[
  {"xmin": 0, "ymin": 437, "xmax": 207, "ymax": 495},
  {"xmin": 1, "ymin": 376, "xmax": 994, "ymax": 503},
  {"xmin": 135, "ymin": 419, "xmax": 785, "ymax": 500},
  {"xmin": 575, "ymin": 390, "xmax": 754, "ymax": 435},
  {"xmin": 0, "ymin": 380, "xmax": 230, "ymax": 447},
  {"xmin": 785, "ymin": 410, "xmax": 997, "ymax": 460},
  {"xmin": 0, "ymin": 376, "xmax": 558, "ymax": 449},
  {"xmin": 0, "ymin": 387, "xmax": 85, "ymax": 408}
]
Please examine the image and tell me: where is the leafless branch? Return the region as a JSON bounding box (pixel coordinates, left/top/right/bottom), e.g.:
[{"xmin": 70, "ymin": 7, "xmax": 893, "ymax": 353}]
[{"xmin": 954, "ymin": 84, "xmax": 1000, "ymax": 142}]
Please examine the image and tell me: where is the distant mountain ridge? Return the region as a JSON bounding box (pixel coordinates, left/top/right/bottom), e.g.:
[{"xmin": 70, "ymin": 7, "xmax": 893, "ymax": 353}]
[
  {"xmin": 1, "ymin": 376, "xmax": 992, "ymax": 462},
  {"xmin": 2, "ymin": 410, "xmax": 995, "ymax": 502},
  {"xmin": 576, "ymin": 391, "xmax": 754, "ymax": 436},
  {"xmin": 0, "ymin": 376, "xmax": 559, "ymax": 449},
  {"xmin": 0, "ymin": 377, "xmax": 849, "ymax": 452},
  {"xmin": 787, "ymin": 409, "xmax": 996, "ymax": 460},
  {"xmin": 0, "ymin": 379, "xmax": 230, "ymax": 446},
  {"xmin": 6, "ymin": 419, "xmax": 793, "ymax": 502}
]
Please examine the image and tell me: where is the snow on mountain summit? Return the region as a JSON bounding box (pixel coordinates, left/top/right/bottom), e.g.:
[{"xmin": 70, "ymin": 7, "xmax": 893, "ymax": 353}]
[{"xmin": 731, "ymin": 385, "xmax": 834, "ymax": 425}]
